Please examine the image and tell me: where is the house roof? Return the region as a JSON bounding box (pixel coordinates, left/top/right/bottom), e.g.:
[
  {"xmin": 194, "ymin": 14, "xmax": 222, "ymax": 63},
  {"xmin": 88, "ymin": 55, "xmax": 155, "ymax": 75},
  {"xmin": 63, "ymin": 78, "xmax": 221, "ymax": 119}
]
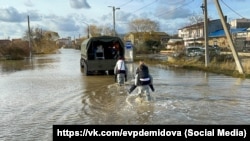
[
  {"xmin": 178, "ymin": 19, "xmax": 220, "ymax": 30},
  {"xmin": 208, "ymin": 28, "xmax": 247, "ymax": 37},
  {"xmin": 0, "ymin": 39, "xmax": 11, "ymax": 45},
  {"xmin": 127, "ymin": 31, "xmax": 169, "ymax": 36},
  {"xmin": 168, "ymin": 38, "xmax": 183, "ymax": 43},
  {"xmin": 153, "ymin": 32, "xmax": 169, "ymax": 36}
]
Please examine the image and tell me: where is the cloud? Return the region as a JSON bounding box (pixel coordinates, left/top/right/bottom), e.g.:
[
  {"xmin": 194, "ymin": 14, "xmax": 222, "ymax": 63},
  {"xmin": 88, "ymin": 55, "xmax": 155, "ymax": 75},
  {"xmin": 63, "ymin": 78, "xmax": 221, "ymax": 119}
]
[
  {"xmin": 0, "ymin": 7, "xmax": 26, "ymax": 22},
  {"xmin": 70, "ymin": 0, "xmax": 91, "ymax": 9},
  {"xmin": 156, "ymin": 7, "xmax": 192, "ymax": 20},
  {"xmin": 116, "ymin": 11, "xmax": 135, "ymax": 22},
  {"xmin": 154, "ymin": 0, "xmax": 193, "ymax": 20},
  {"xmin": 43, "ymin": 15, "xmax": 79, "ymax": 32},
  {"xmin": 27, "ymin": 10, "xmax": 42, "ymax": 21},
  {"xmin": 1, "ymin": 22, "xmax": 27, "ymax": 39},
  {"xmin": 24, "ymin": 0, "xmax": 34, "ymax": 7},
  {"xmin": 0, "ymin": 6, "xmax": 42, "ymax": 23}
]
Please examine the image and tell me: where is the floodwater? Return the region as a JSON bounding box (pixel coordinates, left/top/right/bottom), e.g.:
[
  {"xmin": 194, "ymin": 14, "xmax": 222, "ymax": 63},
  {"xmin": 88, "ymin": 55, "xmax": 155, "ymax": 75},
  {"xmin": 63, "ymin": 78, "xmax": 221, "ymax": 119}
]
[{"xmin": 0, "ymin": 48, "xmax": 249, "ymax": 140}]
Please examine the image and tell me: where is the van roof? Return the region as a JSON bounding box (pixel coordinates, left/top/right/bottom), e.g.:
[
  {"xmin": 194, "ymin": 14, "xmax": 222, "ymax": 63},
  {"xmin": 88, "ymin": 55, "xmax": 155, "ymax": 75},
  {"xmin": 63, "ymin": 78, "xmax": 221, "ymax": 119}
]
[{"xmin": 89, "ymin": 36, "xmax": 123, "ymax": 42}]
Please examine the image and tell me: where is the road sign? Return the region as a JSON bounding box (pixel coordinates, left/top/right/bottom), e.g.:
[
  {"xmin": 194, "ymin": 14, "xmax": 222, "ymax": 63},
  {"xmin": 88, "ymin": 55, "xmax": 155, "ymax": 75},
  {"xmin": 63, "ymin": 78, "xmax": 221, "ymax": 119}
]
[{"xmin": 125, "ymin": 41, "xmax": 132, "ymax": 49}]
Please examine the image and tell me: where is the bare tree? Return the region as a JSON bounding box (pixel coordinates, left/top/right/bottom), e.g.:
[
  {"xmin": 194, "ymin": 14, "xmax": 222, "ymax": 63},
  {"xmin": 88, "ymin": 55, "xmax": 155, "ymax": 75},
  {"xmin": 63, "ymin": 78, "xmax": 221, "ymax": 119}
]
[
  {"xmin": 188, "ymin": 13, "xmax": 204, "ymax": 25},
  {"xmin": 100, "ymin": 25, "xmax": 113, "ymax": 36},
  {"xmin": 23, "ymin": 27, "xmax": 36, "ymax": 41},
  {"xmin": 128, "ymin": 18, "xmax": 159, "ymax": 32},
  {"xmin": 88, "ymin": 25, "xmax": 102, "ymax": 37},
  {"xmin": 82, "ymin": 24, "xmax": 114, "ymax": 37},
  {"xmin": 23, "ymin": 27, "xmax": 59, "ymax": 53}
]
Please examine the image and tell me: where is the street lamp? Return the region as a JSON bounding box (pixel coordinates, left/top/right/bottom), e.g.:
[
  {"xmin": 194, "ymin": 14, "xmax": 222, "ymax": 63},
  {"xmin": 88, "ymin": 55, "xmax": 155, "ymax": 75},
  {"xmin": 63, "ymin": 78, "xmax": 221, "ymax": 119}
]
[
  {"xmin": 82, "ymin": 21, "xmax": 89, "ymax": 38},
  {"xmin": 108, "ymin": 6, "xmax": 120, "ymax": 36}
]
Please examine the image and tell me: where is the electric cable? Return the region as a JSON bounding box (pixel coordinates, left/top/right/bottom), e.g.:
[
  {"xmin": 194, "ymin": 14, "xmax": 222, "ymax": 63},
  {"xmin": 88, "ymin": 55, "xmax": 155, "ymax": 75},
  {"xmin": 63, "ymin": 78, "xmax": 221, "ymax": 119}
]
[{"xmin": 221, "ymin": 0, "xmax": 245, "ymax": 18}]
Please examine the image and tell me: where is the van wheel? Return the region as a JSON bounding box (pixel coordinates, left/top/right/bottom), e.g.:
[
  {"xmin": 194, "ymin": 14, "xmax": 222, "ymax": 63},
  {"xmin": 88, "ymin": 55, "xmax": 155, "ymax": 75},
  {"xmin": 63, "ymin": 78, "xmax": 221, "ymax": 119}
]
[
  {"xmin": 84, "ymin": 66, "xmax": 89, "ymax": 76},
  {"xmin": 82, "ymin": 62, "xmax": 89, "ymax": 76},
  {"xmin": 80, "ymin": 59, "xmax": 84, "ymax": 68}
]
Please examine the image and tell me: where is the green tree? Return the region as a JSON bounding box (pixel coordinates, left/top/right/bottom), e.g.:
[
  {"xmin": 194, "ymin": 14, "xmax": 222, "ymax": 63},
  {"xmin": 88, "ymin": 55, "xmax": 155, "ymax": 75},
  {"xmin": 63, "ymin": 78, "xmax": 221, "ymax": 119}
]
[{"xmin": 144, "ymin": 40, "xmax": 162, "ymax": 53}]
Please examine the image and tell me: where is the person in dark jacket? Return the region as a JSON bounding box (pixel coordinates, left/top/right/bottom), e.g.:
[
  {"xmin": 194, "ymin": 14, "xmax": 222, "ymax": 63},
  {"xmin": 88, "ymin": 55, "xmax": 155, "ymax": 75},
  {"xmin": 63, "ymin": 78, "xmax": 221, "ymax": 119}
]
[{"xmin": 128, "ymin": 60, "xmax": 154, "ymax": 101}]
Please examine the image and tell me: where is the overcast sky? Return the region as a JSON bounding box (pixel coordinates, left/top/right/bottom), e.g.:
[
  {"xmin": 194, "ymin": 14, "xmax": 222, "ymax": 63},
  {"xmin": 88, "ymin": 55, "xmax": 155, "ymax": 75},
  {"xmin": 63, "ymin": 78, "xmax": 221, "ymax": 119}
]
[{"xmin": 0, "ymin": 0, "xmax": 249, "ymax": 39}]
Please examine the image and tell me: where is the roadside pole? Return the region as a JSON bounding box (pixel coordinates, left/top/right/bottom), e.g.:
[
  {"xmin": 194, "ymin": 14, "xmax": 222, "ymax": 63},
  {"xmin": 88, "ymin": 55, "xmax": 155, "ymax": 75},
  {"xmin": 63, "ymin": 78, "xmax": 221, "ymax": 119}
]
[
  {"xmin": 27, "ymin": 15, "xmax": 32, "ymax": 59},
  {"xmin": 213, "ymin": 0, "xmax": 244, "ymax": 74},
  {"xmin": 124, "ymin": 41, "xmax": 134, "ymax": 62},
  {"xmin": 203, "ymin": 0, "xmax": 209, "ymax": 67}
]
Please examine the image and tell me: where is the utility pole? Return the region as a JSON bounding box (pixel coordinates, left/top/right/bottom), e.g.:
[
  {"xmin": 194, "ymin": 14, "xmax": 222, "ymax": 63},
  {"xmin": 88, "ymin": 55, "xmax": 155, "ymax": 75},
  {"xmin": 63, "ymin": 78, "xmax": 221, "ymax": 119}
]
[
  {"xmin": 201, "ymin": 0, "xmax": 209, "ymax": 67},
  {"xmin": 213, "ymin": 0, "xmax": 244, "ymax": 74},
  {"xmin": 82, "ymin": 22, "xmax": 89, "ymax": 38},
  {"xmin": 27, "ymin": 15, "xmax": 32, "ymax": 59},
  {"xmin": 108, "ymin": 6, "xmax": 120, "ymax": 36}
]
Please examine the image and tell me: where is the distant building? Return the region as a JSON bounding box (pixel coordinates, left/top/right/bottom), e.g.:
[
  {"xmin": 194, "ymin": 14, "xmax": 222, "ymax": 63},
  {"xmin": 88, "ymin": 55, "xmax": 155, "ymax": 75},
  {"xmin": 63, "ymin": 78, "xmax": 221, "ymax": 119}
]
[
  {"xmin": 73, "ymin": 37, "xmax": 87, "ymax": 49},
  {"xmin": 178, "ymin": 18, "xmax": 227, "ymax": 46},
  {"xmin": 209, "ymin": 27, "xmax": 250, "ymax": 51},
  {"xmin": 56, "ymin": 37, "xmax": 72, "ymax": 48},
  {"xmin": 230, "ymin": 18, "xmax": 250, "ymax": 28},
  {"xmin": 166, "ymin": 38, "xmax": 184, "ymax": 50},
  {"xmin": 0, "ymin": 39, "xmax": 11, "ymax": 47},
  {"xmin": 178, "ymin": 16, "xmax": 250, "ymax": 51},
  {"xmin": 205, "ymin": 18, "xmax": 250, "ymax": 51},
  {"xmin": 124, "ymin": 31, "xmax": 170, "ymax": 45},
  {"xmin": 12, "ymin": 38, "xmax": 23, "ymax": 43}
]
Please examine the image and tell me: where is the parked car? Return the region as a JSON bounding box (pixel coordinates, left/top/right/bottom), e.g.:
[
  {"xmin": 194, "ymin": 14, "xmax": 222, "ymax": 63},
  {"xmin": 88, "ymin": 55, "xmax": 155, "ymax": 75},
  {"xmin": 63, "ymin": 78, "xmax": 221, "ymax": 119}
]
[
  {"xmin": 207, "ymin": 46, "xmax": 221, "ymax": 55},
  {"xmin": 185, "ymin": 46, "xmax": 220, "ymax": 57},
  {"xmin": 185, "ymin": 46, "xmax": 204, "ymax": 57}
]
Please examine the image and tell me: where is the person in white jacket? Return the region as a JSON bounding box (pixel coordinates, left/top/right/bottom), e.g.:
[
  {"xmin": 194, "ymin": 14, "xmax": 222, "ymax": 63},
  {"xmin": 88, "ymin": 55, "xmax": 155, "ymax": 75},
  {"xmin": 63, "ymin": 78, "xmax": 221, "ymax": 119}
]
[{"xmin": 114, "ymin": 56, "xmax": 128, "ymax": 86}]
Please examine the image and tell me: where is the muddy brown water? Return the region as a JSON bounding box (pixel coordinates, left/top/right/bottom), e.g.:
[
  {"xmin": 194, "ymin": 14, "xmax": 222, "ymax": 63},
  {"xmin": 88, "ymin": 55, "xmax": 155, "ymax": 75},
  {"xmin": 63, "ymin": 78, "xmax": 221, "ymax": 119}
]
[{"xmin": 0, "ymin": 48, "xmax": 249, "ymax": 140}]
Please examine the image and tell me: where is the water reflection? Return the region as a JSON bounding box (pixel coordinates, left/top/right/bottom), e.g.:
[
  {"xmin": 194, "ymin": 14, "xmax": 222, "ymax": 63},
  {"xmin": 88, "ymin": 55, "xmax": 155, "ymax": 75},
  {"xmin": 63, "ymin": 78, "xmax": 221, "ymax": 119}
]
[
  {"xmin": 0, "ymin": 54, "xmax": 62, "ymax": 75},
  {"xmin": 0, "ymin": 59, "xmax": 33, "ymax": 74}
]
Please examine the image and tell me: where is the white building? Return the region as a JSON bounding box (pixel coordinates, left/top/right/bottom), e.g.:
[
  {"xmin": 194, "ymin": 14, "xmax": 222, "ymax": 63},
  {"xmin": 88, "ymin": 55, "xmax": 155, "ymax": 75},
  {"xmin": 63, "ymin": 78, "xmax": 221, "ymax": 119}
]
[
  {"xmin": 178, "ymin": 19, "xmax": 226, "ymax": 47},
  {"xmin": 230, "ymin": 18, "xmax": 250, "ymax": 28}
]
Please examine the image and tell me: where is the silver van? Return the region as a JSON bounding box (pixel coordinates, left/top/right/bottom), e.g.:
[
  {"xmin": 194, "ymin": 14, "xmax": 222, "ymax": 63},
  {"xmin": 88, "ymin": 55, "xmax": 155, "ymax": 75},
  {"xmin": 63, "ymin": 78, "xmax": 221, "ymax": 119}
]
[
  {"xmin": 185, "ymin": 46, "xmax": 204, "ymax": 57},
  {"xmin": 185, "ymin": 46, "xmax": 220, "ymax": 57}
]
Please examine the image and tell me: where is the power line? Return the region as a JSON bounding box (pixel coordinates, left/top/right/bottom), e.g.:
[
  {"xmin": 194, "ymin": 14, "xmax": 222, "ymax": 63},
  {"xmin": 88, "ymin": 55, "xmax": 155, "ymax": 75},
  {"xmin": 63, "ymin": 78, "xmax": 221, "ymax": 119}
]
[
  {"xmin": 220, "ymin": 0, "xmax": 245, "ymax": 18},
  {"xmin": 156, "ymin": 0, "xmax": 186, "ymax": 16},
  {"xmin": 132, "ymin": 0, "xmax": 158, "ymax": 13},
  {"xmin": 118, "ymin": 0, "xmax": 133, "ymax": 8},
  {"xmin": 156, "ymin": 0, "xmax": 194, "ymax": 17}
]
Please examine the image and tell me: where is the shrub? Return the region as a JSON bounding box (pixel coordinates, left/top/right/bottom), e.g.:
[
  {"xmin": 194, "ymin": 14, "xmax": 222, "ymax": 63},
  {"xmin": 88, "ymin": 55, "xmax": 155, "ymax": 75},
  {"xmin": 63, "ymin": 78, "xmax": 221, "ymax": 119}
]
[{"xmin": 0, "ymin": 40, "xmax": 30, "ymax": 60}]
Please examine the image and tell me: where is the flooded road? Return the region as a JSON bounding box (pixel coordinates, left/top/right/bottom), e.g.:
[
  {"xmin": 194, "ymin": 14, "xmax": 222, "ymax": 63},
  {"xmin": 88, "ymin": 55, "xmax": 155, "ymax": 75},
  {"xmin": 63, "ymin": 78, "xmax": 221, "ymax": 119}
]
[{"xmin": 0, "ymin": 48, "xmax": 250, "ymax": 140}]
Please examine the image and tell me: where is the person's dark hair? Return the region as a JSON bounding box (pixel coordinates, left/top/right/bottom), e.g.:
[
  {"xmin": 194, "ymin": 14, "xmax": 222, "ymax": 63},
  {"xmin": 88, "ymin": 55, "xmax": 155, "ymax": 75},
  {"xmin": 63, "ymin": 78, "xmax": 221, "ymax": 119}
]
[{"xmin": 139, "ymin": 63, "xmax": 147, "ymax": 70}]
